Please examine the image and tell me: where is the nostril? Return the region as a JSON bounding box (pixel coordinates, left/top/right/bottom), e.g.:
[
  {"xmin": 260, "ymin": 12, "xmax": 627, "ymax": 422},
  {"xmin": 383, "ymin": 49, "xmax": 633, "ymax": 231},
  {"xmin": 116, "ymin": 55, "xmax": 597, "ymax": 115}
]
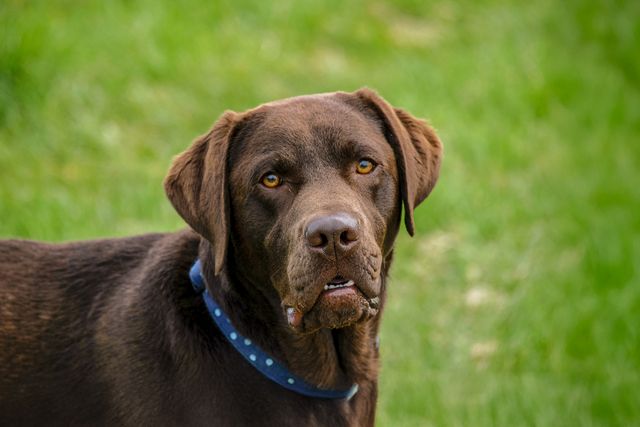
[
  {"xmin": 339, "ymin": 229, "xmax": 358, "ymax": 246},
  {"xmin": 307, "ymin": 232, "xmax": 328, "ymax": 248}
]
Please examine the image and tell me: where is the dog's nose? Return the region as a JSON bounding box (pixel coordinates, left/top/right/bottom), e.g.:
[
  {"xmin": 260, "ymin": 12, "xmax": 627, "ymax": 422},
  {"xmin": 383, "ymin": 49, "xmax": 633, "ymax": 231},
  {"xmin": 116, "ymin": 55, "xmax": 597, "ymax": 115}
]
[{"xmin": 305, "ymin": 213, "xmax": 360, "ymax": 257}]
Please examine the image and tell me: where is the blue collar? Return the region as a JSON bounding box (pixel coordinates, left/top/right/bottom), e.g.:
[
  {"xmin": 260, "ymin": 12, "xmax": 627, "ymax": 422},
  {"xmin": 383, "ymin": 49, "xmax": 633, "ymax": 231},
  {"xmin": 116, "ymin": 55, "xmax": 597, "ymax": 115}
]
[{"xmin": 189, "ymin": 260, "xmax": 359, "ymax": 400}]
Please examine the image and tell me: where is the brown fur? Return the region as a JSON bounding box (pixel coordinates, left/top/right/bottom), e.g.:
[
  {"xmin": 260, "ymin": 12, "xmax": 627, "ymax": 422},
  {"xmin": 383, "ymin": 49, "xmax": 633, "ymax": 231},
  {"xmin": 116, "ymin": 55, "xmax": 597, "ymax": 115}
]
[{"xmin": 0, "ymin": 88, "xmax": 442, "ymax": 426}]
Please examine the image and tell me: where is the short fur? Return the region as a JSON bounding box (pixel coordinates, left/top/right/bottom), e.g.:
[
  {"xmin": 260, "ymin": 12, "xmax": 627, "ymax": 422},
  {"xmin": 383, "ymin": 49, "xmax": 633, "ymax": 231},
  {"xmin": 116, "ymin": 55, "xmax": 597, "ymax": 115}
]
[{"xmin": 0, "ymin": 89, "xmax": 442, "ymax": 426}]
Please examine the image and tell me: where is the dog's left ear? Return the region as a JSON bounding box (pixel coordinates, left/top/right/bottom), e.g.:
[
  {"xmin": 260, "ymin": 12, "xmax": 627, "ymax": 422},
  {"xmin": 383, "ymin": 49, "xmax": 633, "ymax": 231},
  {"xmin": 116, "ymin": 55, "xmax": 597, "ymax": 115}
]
[
  {"xmin": 164, "ymin": 111, "xmax": 239, "ymax": 275},
  {"xmin": 348, "ymin": 88, "xmax": 443, "ymax": 236}
]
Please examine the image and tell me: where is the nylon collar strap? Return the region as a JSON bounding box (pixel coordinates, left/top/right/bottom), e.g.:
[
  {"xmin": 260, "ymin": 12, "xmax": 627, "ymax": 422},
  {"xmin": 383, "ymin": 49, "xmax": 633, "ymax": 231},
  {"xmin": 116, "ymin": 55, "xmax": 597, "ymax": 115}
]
[{"xmin": 189, "ymin": 260, "xmax": 359, "ymax": 400}]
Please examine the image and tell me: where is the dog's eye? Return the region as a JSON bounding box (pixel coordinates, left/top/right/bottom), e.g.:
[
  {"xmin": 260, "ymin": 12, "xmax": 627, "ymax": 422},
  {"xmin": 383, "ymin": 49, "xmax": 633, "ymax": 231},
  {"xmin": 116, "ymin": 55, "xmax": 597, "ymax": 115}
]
[
  {"xmin": 261, "ymin": 172, "xmax": 283, "ymax": 188},
  {"xmin": 356, "ymin": 159, "xmax": 375, "ymax": 175}
]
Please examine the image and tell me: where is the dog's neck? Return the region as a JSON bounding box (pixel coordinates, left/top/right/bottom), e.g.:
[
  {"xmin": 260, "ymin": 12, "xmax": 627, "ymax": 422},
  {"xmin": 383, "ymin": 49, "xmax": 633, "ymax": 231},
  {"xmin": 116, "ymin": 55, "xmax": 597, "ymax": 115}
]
[{"xmin": 198, "ymin": 242, "xmax": 386, "ymax": 390}]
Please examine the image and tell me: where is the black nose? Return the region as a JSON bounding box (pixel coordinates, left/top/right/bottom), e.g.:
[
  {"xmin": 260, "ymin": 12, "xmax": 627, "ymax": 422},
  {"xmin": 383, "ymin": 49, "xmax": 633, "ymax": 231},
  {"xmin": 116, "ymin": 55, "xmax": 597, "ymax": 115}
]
[{"xmin": 305, "ymin": 213, "xmax": 360, "ymax": 257}]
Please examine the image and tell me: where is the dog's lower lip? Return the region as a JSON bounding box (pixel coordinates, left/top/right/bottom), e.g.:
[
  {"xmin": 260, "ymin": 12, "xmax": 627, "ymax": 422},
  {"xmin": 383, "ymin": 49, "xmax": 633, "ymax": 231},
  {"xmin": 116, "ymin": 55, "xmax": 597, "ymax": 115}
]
[{"xmin": 320, "ymin": 285, "xmax": 358, "ymax": 299}]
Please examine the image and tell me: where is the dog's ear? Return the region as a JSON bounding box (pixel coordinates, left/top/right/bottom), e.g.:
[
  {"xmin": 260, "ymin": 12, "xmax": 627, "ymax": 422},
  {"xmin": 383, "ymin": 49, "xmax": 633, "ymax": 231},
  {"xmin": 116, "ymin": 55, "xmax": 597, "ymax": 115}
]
[
  {"xmin": 164, "ymin": 111, "xmax": 239, "ymax": 274},
  {"xmin": 350, "ymin": 88, "xmax": 443, "ymax": 236}
]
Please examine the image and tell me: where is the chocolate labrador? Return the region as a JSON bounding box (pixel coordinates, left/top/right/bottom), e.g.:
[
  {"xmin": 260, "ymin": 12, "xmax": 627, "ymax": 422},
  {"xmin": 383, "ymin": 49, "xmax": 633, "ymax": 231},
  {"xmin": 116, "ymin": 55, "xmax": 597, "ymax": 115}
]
[{"xmin": 0, "ymin": 88, "xmax": 442, "ymax": 426}]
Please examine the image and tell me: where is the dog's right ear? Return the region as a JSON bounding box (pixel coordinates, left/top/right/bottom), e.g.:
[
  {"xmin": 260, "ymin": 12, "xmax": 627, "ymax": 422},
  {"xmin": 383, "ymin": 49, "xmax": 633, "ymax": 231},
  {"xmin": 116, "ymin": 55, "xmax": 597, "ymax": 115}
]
[{"xmin": 164, "ymin": 111, "xmax": 239, "ymax": 275}]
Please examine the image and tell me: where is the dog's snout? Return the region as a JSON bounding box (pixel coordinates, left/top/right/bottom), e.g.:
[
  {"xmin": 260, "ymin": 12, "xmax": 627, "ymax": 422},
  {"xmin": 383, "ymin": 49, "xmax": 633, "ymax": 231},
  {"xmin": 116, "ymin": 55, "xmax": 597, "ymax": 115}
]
[{"xmin": 305, "ymin": 213, "xmax": 360, "ymax": 257}]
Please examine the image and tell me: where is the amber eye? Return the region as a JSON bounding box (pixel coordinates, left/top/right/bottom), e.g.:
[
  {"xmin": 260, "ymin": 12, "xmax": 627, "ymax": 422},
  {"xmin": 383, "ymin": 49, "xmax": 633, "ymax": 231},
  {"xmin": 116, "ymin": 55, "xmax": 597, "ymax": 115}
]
[
  {"xmin": 356, "ymin": 159, "xmax": 375, "ymax": 174},
  {"xmin": 261, "ymin": 172, "xmax": 282, "ymax": 188}
]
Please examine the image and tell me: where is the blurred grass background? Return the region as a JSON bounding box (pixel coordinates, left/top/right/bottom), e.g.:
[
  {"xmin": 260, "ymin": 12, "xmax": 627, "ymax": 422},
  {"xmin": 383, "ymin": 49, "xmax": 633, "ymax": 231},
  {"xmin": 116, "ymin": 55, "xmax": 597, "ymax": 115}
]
[{"xmin": 1, "ymin": 0, "xmax": 639, "ymax": 425}]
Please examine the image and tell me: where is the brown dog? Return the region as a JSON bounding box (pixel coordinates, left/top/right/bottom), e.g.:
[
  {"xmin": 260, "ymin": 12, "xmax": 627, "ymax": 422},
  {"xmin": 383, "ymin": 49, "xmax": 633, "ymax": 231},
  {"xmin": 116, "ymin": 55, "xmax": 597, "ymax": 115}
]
[{"xmin": 0, "ymin": 89, "xmax": 442, "ymax": 426}]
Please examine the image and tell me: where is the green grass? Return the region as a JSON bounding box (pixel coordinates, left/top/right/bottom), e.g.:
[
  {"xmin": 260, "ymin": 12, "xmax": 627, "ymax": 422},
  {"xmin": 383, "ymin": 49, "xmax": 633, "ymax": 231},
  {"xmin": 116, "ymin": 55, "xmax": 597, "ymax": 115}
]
[{"xmin": 1, "ymin": 0, "xmax": 639, "ymax": 425}]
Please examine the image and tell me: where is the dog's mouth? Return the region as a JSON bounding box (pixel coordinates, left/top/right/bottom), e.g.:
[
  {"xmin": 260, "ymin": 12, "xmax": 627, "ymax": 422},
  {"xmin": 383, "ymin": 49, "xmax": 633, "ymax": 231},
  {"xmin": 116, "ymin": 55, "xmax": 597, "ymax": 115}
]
[
  {"xmin": 286, "ymin": 275, "xmax": 379, "ymax": 333},
  {"xmin": 322, "ymin": 276, "xmax": 355, "ymax": 293}
]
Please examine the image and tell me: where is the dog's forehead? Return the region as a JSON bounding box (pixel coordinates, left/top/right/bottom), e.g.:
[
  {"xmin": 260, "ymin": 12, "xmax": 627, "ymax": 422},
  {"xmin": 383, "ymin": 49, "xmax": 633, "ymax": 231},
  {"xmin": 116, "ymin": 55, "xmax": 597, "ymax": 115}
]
[
  {"xmin": 259, "ymin": 91, "xmax": 354, "ymax": 111},
  {"xmin": 239, "ymin": 95, "xmax": 385, "ymax": 157}
]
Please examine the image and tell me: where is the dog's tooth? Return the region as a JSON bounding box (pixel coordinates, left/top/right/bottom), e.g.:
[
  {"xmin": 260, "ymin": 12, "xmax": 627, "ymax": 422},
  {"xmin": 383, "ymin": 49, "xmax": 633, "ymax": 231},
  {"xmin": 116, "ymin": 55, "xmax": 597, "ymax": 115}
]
[{"xmin": 324, "ymin": 281, "xmax": 357, "ymax": 291}]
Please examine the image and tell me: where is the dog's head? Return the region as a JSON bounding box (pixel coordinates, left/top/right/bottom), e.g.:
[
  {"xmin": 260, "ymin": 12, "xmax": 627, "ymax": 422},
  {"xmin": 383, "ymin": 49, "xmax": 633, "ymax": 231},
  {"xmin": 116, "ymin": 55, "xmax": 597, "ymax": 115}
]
[{"xmin": 165, "ymin": 89, "xmax": 442, "ymax": 333}]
